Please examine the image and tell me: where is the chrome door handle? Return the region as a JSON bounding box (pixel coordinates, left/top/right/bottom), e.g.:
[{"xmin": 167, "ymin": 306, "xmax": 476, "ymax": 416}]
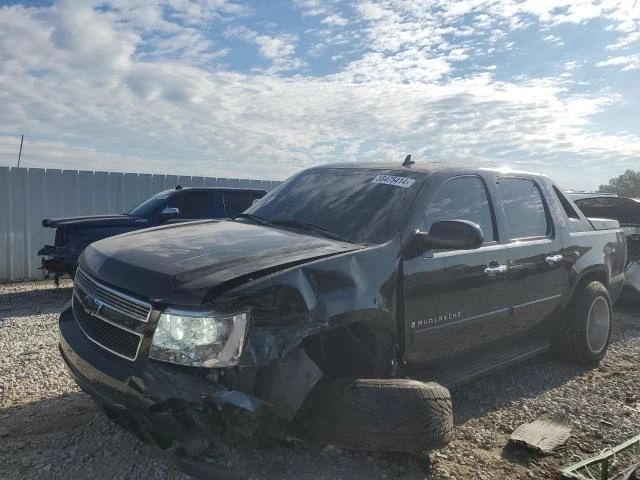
[
  {"xmin": 546, "ymin": 255, "xmax": 564, "ymax": 265},
  {"xmin": 484, "ymin": 265, "xmax": 509, "ymax": 276}
]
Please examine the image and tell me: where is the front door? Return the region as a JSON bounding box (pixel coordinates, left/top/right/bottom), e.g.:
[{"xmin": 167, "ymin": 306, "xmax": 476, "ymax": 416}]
[{"xmin": 403, "ymin": 175, "xmax": 511, "ymax": 366}]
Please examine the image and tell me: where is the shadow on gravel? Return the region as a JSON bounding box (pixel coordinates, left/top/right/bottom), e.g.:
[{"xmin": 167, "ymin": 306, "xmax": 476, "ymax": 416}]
[
  {"xmin": 0, "ymin": 390, "xmax": 429, "ymax": 480},
  {"xmin": 450, "ymin": 357, "xmax": 590, "ymax": 425},
  {"xmin": 500, "ymin": 442, "xmax": 539, "ymax": 467},
  {"xmin": 0, "ymin": 390, "xmax": 97, "ymax": 435},
  {"xmin": 451, "ymin": 305, "xmax": 639, "ymax": 426},
  {"xmin": 0, "ymin": 286, "xmax": 72, "ymax": 316}
]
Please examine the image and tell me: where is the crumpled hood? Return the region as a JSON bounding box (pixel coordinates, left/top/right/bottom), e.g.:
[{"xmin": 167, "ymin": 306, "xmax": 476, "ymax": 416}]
[
  {"xmin": 80, "ymin": 220, "xmax": 363, "ymax": 305},
  {"xmin": 42, "ymin": 214, "xmax": 146, "ymax": 229}
]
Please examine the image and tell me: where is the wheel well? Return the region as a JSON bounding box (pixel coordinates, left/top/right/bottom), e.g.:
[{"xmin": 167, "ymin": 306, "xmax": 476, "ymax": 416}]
[
  {"xmin": 571, "ymin": 269, "xmax": 608, "ymax": 303},
  {"xmin": 302, "ymin": 321, "xmax": 398, "ymax": 378}
]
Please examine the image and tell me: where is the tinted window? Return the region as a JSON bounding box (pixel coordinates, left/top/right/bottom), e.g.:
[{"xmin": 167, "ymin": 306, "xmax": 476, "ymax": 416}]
[
  {"xmin": 424, "ymin": 176, "xmax": 495, "ymax": 243},
  {"xmin": 223, "ymin": 190, "xmax": 266, "ymax": 217},
  {"xmin": 553, "ymin": 186, "xmax": 580, "ymax": 220},
  {"xmin": 168, "ymin": 191, "xmax": 215, "ymax": 219},
  {"xmin": 574, "ymin": 197, "xmax": 640, "ymax": 225},
  {"xmin": 497, "ymin": 178, "xmax": 549, "ymax": 239},
  {"xmin": 127, "ymin": 191, "xmax": 170, "ymax": 217},
  {"xmin": 245, "ymin": 168, "xmax": 424, "ymax": 244}
]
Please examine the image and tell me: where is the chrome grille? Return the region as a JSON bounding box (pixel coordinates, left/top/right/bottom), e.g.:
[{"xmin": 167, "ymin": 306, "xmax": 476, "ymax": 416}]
[
  {"xmin": 75, "ymin": 268, "xmax": 151, "ymax": 322},
  {"xmin": 72, "ymin": 294, "xmax": 143, "ymax": 361}
]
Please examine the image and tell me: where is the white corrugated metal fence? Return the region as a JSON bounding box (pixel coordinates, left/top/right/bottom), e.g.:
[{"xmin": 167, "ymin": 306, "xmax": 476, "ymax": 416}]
[{"xmin": 0, "ymin": 167, "xmax": 280, "ymax": 281}]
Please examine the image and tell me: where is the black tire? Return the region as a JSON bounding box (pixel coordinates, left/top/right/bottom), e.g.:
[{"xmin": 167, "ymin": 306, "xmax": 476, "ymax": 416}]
[
  {"xmin": 310, "ymin": 378, "xmax": 453, "ymax": 453},
  {"xmin": 554, "ymin": 281, "xmax": 613, "ymax": 365}
]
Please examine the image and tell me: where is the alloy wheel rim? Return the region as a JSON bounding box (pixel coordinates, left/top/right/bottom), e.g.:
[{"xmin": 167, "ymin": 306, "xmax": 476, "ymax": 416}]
[{"xmin": 586, "ymin": 296, "xmax": 611, "ymax": 355}]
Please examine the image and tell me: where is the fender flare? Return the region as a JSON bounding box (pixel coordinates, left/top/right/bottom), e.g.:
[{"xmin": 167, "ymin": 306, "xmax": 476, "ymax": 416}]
[{"xmin": 563, "ymin": 264, "xmax": 609, "ymax": 309}]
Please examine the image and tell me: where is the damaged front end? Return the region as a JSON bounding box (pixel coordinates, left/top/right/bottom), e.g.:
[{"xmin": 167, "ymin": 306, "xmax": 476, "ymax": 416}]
[
  {"xmin": 38, "ymin": 245, "xmax": 76, "ymax": 280},
  {"xmin": 623, "ymin": 230, "xmax": 640, "ymax": 301},
  {"xmin": 59, "ymin": 306, "xmax": 324, "ymax": 476},
  {"xmin": 58, "ymin": 238, "xmax": 402, "ymax": 473}
]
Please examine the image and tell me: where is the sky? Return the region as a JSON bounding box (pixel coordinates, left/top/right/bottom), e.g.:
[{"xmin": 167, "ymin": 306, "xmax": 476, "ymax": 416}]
[{"xmin": 0, "ymin": 0, "xmax": 639, "ymax": 190}]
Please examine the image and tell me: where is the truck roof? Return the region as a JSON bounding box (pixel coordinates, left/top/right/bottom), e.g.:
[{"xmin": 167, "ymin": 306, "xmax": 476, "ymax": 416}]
[
  {"xmin": 315, "ymin": 161, "xmax": 546, "ymax": 179},
  {"xmin": 160, "ymin": 186, "xmax": 268, "ymax": 194}
]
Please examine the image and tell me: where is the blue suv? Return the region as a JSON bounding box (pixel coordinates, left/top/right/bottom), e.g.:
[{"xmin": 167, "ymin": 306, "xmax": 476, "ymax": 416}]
[{"xmin": 38, "ymin": 186, "xmax": 267, "ymax": 281}]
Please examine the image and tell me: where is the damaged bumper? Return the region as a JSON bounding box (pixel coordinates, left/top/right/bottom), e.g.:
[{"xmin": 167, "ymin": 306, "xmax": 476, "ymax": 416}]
[
  {"xmin": 38, "ymin": 245, "xmax": 76, "ymax": 276},
  {"xmin": 623, "ymin": 261, "xmax": 640, "ymax": 301},
  {"xmin": 58, "ymin": 307, "xmax": 265, "ymax": 457}
]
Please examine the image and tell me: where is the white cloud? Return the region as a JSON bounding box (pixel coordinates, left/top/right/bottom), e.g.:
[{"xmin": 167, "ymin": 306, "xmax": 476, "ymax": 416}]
[
  {"xmin": 543, "ymin": 34, "xmax": 565, "ymax": 46},
  {"xmin": 321, "ymin": 14, "xmax": 349, "ymax": 27},
  {"xmin": 1, "ymin": 0, "xmax": 640, "ymax": 191},
  {"xmin": 294, "ymin": 0, "xmax": 339, "ymax": 17},
  {"xmin": 225, "ymin": 26, "xmax": 302, "ymax": 72},
  {"xmin": 596, "ymin": 54, "xmax": 640, "ymax": 71},
  {"xmin": 607, "ymin": 31, "xmax": 640, "ymax": 50}
]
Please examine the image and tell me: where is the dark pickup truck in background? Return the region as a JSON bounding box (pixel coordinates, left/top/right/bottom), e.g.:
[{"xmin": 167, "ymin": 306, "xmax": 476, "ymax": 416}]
[
  {"xmin": 38, "ymin": 186, "xmax": 267, "ymax": 280},
  {"xmin": 569, "ymin": 193, "xmax": 640, "ymax": 301},
  {"xmin": 58, "ymin": 163, "xmax": 626, "ymax": 476}
]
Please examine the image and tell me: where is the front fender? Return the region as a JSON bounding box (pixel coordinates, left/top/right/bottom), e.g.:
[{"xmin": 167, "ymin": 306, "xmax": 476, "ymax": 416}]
[
  {"xmin": 211, "ymin": 238, "xmax": 402, "ymax": 366},
  {"xmin": 623, "ymin": 261, "xmax": 640, "ymax": 300}
]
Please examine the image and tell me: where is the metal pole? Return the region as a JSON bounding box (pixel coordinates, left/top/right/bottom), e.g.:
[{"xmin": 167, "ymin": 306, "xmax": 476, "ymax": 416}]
[{"xmin": 17, "ymin": 135, "xmax": 24, "ymax": 167}]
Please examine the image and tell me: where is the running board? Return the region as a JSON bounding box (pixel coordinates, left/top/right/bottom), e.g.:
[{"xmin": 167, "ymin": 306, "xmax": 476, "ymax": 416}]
[{"xmin": 414, "ymin": 339, "xmax": 551, "ymax": 389}]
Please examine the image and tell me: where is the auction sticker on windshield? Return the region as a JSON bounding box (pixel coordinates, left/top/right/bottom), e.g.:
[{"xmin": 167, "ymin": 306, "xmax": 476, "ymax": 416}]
[{"xmin": 372, "ymin": 175, "xmax": 416, "ymax": 188}]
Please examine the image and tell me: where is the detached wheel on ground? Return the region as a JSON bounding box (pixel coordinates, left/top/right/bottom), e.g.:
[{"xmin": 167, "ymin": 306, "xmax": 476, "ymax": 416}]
[
  {"xmin": 309, "ymin": 378, "xmax": 453, "ymax": 453},
  {"xmin": 554, "ymin": 281, "xmax": 613, "ymax": 365}
]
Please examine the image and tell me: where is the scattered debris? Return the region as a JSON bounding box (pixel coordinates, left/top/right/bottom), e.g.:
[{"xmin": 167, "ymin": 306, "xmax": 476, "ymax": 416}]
[
  {"xmin": 2, "ymin": 280, "xmax": 640, "ymax": 479},
  {"xmin": 613, "ymin": 464, "xmax": 640, "ymax": 480},
  {"xmin": 509, "ymin": 418, "xmax": 572, "ymax": 454},
  {"xmin": 624, "ymin": 405, "xmax": 640, "ymax": 414},
  {"xmin": 559, "ymin": 433, "xmax": 640, "ymax": 480}
]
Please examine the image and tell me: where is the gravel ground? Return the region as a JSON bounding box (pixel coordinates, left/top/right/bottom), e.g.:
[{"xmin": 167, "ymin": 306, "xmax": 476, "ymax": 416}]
[{"xmin": 0, "ymin": 280, "xmax": 638, "ymax": 480}]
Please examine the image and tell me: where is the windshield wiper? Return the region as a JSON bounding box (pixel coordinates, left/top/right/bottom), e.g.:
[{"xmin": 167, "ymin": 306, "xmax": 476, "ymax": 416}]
[
  {"xmin": 233, "ymin": 213, "xmax": 274, "ymax": 227},
  {"xmin": 271, "ymin": 219, "xmax": 351, "ymax": 243}
]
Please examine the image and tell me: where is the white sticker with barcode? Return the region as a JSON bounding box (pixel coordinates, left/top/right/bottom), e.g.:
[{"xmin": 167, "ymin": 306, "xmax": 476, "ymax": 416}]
[{"xmin": 372, "ymin": 175, "xmax": 416, "ymax": 188}]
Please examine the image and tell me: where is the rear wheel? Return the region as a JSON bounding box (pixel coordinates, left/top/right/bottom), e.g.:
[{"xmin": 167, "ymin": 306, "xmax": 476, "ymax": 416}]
[
  {"xmin": 554, "ymin": 281, "xmax": 613, "ymax": 365},
  {"xmin": 309, "ymin": 378, "xmax": 453, "ymax": 453}
]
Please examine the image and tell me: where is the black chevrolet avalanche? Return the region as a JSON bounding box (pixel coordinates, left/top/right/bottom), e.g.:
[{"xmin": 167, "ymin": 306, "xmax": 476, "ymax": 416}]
[{"xmin": 58, "ymin": 163, "xmax": 626, "ymax": 476}]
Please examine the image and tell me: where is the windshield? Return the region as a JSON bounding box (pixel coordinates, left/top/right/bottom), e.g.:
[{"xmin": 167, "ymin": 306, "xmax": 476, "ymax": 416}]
[
  {"xmin": 127, "ymin": 192, "xmax": 170, "ymax": 217},
  {"xmin": 243, "ymin": 168, "xmax": 425, "ymax": 244}
]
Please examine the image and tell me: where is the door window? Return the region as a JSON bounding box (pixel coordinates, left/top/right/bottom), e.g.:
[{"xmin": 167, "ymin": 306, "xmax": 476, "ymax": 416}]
[
  {"xmin": 168, "ymin": 191, "xmax": 215, "ymax": 219},
  {"xmin": 424, "ymin": 176, "xmax": 496, "ymax": 243},
  {"xmin": 223, "ymin": 190, "xmax": 265, "ymax": 217},
  {"xmin": 497, "ymin": 178, "xmax": 550, "ymax": 240},
  {"xmin": 553, "ymin": 186, "xmax": 580, "ymax": 220}
]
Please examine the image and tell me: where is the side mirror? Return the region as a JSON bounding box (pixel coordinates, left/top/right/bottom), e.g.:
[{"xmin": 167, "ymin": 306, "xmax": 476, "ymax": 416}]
[
  {"xmin": 409, "ymin": 220, "xmax": 484, "ymax": 256},
  {"xmin": 161, "ymin": 207, "xmax": 179, "ymax": 221}
]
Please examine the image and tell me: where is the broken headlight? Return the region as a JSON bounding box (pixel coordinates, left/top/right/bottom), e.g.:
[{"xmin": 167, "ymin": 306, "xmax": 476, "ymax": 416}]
[{"xmin": 149, "ymin": 309, "xmax": 248, "ymax": 367}]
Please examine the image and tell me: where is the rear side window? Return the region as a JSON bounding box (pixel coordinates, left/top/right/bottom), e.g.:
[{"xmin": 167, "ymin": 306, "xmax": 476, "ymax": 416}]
[
  {"xmin": 223, "ymin": 191, "xmax": 265, "ymax": 217},
  {"xmin": 497, "ymin": 178, "xmax": 550, "ymax": 240},
  {"xmin": 424, "ymin": 176, "xmax": 496, "ymax": 243},
  {"xmin": 168, "ymin": 191, "xmax": 215, "ymax": 219},
  {"xmin": 553, "ymin": 186, "xmax": 580, "ymax": 220}
]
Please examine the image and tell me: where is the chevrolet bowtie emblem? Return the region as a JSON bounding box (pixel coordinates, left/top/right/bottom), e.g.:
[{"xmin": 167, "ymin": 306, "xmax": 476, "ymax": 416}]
[{"xmin": 83, "ymin": 293, "xmax": 104, "ymax": 317}]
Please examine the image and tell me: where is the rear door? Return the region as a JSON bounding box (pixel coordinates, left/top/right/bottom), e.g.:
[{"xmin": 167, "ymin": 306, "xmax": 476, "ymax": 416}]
[
  {"xmin": 403, "ymin": 175, "xmax": 511, "ymax": 365},
  {"xmin": 496, "ymin": 177, "xmax": 566, "ymax": 333},
  {"xmin": 167, "ymin": 190, "xmax": 222, "ymax": 221}
]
